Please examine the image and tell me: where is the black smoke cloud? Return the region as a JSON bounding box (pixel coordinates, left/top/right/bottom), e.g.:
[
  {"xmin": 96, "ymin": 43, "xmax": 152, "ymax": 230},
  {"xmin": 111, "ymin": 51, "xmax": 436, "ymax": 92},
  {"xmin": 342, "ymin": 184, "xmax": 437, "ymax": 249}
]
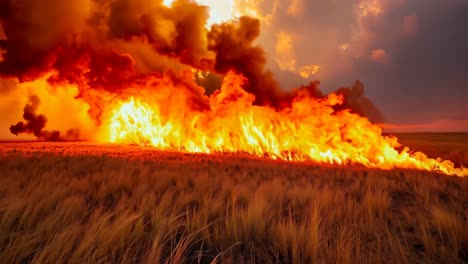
[
  {"xmin": 10, "ymin": 95, "xmax": 48, "ymax": 138},
  {"xmin": 334, "ymin": 81, "xmax": 384, "ymax": 123},
  {"xmin": 286, "ymin": 79, "xmax": 384, "ymax": 123},
  {"xmin": 10, "ymin": 95, "xmax": 79, "ymax": 141},
  {"xmin": 207, "ymin": 16, "xmax": 283, "ymax": 107}
]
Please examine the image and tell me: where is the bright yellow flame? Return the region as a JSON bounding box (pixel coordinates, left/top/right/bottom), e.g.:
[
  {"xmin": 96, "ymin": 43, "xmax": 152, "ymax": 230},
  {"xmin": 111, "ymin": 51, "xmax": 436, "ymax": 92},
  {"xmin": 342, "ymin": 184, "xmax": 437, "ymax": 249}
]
[
  {"xmin": 163, "ymin": 0, "xmax": 236, "ymax": 26},
  {"xmin": 163, "ymin": 0, "xmax": 268, "ymax": 26},
  {"xmin": 197, "ymin": 0, "xmax": 235, "ymax": 25},
  {"xmin": 104, "ymin": 72, "xmax": 467, "ymax": 177}
]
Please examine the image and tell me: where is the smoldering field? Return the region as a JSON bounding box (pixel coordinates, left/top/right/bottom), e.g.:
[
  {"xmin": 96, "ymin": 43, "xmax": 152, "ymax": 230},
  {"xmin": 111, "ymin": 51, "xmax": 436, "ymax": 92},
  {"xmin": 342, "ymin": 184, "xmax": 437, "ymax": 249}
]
[{"xmin": 0, "ymin": 134, "xmax": 468, "ymax": 264}]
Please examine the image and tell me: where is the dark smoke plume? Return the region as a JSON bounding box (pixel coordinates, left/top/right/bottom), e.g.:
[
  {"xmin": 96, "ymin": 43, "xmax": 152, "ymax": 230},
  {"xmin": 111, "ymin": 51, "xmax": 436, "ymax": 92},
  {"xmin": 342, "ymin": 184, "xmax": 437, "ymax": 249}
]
[
  {"xmin": 207, "ymin": 16, "xmax": 284, "ymax": 107},
  {"xmin": 278, "ymin": 80, "xmax": 384, "ymax": 123},
  {"xmin": 10, "ymin": 95, "xmax": 79, "ymax": 141},
  {"xmin": 1, "ymin": 0, "xmax": 384, "ymax": 140},
  {"xmin": 334, "ymin": 81, "xmax": 384, "ymax": 123}
]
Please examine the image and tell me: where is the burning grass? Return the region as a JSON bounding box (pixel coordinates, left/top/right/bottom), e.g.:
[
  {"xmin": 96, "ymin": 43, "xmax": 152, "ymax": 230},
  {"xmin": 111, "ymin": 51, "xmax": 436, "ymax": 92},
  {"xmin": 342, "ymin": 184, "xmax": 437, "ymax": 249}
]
[
  {"xmin": 390, "ymin": 132, "xmax": 468, "ymax": 166},
  {"xmin": 0, "ymin": 141, "xmax": 467, "ymax": 264}
]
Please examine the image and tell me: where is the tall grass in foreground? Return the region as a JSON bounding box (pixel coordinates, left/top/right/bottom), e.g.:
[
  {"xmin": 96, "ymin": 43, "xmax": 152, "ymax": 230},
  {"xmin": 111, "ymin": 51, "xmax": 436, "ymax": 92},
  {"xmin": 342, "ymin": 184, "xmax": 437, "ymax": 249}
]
[{"xmin": 0, "ymin": 150, "xmax": 467, "ymax": 263}]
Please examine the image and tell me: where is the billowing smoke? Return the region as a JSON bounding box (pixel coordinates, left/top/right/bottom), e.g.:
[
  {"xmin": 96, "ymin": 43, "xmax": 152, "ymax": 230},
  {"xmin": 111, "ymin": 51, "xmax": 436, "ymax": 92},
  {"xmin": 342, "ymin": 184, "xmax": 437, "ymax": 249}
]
[
  {"xmin": 207, "ymin": 16, "xmax": 283, "ymax": 106},
  {"xmin": 10, "ymin": 95, "xmax": 79, "ymax": 141},
  {"xmin": 10, "ymin": 95, "xmax": 48, "ymax": 138},
  {"xmin": 0, "ymin": 0, "xmax": 383, "ymax": 139},
  {"xmin": 0, "ymin": 0, "xmax": 211, "ymax": 81},
  {"xmin": 290, "ymin": 80, "xmax": 384, "ymax": 123},
  {"xmin": 104, "ymin": 0, "xmax": 212, "ymax": 69},
  {"xmin": 334, "ymin": 81, "xmax": 384, "ymax": 123}
]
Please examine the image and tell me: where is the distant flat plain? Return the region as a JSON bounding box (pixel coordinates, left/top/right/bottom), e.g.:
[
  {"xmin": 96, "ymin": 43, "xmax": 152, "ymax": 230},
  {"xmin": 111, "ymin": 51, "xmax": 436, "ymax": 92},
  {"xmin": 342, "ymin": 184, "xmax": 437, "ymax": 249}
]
[{"xmin": 388, "ymin": 132, "xmax": 468, "ymax": 166}]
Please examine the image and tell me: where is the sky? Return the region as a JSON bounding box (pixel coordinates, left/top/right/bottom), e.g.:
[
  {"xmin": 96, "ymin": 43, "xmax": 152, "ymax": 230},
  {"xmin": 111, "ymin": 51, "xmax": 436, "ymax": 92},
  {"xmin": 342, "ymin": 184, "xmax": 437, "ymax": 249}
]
[{"xmin": 230, "ymin": 0, "xmax": 468, "ymax": 131}]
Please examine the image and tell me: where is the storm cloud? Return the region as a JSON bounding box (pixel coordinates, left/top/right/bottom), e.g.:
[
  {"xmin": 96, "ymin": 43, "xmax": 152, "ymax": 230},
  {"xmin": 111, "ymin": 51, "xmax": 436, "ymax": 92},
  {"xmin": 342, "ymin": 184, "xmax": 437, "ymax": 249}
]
[{"xmin": 250, "ymin": 0, "xmax": 468, "ymax": 128}]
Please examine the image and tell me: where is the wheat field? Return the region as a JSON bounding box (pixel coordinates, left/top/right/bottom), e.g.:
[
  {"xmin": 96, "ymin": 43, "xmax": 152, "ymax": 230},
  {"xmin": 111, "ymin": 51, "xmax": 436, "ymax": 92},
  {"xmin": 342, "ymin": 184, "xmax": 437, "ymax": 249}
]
[{"xmin": 0, "ymin": 135, "xmax": 467, "ymax": 263}]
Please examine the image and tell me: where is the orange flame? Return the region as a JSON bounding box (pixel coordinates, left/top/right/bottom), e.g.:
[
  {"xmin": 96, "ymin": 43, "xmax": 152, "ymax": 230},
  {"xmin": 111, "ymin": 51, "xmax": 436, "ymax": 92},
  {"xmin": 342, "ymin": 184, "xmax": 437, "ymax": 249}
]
[{"xmin": 104, "ymin": 72, "xmax": 467, "ymax": 177}]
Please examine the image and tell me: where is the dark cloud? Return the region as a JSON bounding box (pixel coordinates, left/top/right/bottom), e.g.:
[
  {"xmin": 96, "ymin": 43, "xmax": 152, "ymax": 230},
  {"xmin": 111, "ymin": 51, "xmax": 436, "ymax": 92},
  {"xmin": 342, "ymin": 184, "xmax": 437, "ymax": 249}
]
[
  {"xmin": 350, "ymin": 0, "xmax": 468, "ymax": 124},
  {"xmin": 287, "ymin": 79, "xmax": 384, "ymax": 123},
  {"xmin": 10, "ymin": 95, "xmax": 80, "ymax": 140},
  {"xmin": 255, "ymin": 0, "xmax": 468, "ymax": 126}
]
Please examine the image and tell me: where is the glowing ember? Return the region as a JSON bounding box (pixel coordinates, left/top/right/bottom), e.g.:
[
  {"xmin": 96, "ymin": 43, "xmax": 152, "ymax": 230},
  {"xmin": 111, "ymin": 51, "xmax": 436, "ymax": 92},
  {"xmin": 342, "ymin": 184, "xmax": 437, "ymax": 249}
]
[{"xmin": 104, "ymin": 72, "xmax": 467, "ymax": 177}]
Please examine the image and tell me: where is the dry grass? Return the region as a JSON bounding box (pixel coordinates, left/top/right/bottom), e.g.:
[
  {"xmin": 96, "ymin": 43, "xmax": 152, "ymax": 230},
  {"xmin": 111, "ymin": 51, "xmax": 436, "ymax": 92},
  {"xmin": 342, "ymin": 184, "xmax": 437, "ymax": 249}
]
[{"xmin": 0, "ymin": 139, "xmax": 467, "ymax": 264}]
